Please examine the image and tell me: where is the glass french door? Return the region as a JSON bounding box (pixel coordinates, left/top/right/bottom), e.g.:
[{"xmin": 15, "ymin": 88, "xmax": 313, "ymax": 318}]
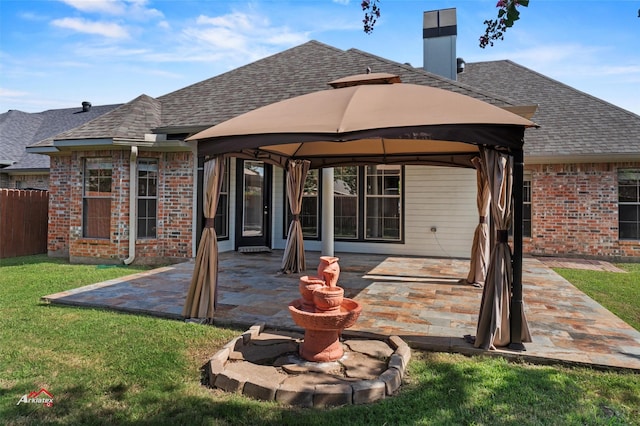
[{"xmin": 235, "ymin": 160, "xmax": 271, "ymax": 248}]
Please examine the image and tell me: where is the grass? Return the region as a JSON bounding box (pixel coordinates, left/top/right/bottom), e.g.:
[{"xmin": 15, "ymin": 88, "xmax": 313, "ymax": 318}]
[
  {"xmin": 554, "ymin": 264, "xmax": 640, "ymax": 331},
  {"xmin": 1, "ymin": 255, "xmax": 639, "ymax": 425}
]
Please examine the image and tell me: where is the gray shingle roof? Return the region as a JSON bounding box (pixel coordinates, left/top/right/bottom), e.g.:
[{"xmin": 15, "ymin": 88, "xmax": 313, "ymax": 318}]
[
  {"xmin": 24, "ymin": 42, "xmax": 639, "ymax": 162},
  {"xmin": 0, "ymin": 103, "xmax": 120, "ymax": 171},
  {"xmin": 31, "ymin": 41, "xmax": 517, "ymax": 152},
  {"xmin": 457, "ymin": 60, "xmax": 640, "ymax": 159},
  {"xmin": 157, "ymin": 40, "xmax": 518, "ymax": 130},
  {"xmin": 47, "ymin": 94, "xmax": 162, "ymax": 143}
]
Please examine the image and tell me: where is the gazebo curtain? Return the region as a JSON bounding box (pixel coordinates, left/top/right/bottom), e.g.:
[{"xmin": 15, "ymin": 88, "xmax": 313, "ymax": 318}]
[
  {"xmin": 462, "ymin": 156, "xmax": 491, "ymax": 288},
  {"xmin": 281, "ymin": 159, "xmax": 311, "ymax": 273},
  {"xmin": 183, "ymin": 156, "xmax": 225, "ymax": 322},
  {"xmin": 474, "ymin": 148, "xmax": 531, "ymax": 349}
]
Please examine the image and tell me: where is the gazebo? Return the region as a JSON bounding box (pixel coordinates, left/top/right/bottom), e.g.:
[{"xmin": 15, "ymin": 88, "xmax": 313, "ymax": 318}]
[{"xmin": 183, "ymin": 73, "xmax": 535, "ymax": 351}]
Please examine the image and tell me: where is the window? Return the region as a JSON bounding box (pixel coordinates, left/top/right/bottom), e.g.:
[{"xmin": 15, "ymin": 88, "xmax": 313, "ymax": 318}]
[
  {"xmin": 365, "ymin": 165, "xmax": 402, "ymax": 240},
  {"xmin": 334, "ymin": 166, "xmax": 359, "ymax": 238},
  {"xmin": 137, "ymin": 159, "xmax": 158, "ymax": 239},
  {"xmin": 523, "ymin": 178, "xmax": 532, "ymax": 238},
  {"xmin": 285, "ymin": 169, "xmax": 319, "ymax": 238},
  {"xmin": 619, "ymin": 169, "xmax": 640, "ymax": 240},
  {"xmin": 83, "ymin": 158, "xmax": 112, "ymax": 238},
  {"xmin": 335, "ymin": 165, "xmax": 403, "ymax": 242},
  {"xmin": 282, "ymin": 165, "xmax": 404, "ymax": 242},
  {"xmin": 214, "ymin": 159, "xmax": 229, "ymax": 239}
]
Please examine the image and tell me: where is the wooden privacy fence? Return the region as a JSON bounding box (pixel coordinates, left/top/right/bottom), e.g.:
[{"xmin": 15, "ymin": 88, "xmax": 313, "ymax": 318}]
[{"xmin": 0, "ymin": 189, "xmax": 49, "ymax": 259}]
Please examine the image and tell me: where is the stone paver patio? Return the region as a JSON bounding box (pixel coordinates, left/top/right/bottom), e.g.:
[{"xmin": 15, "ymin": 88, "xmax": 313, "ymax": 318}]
[{"xmin": 42, "ymin": 251, "xmax": 640, "ymax": 372}]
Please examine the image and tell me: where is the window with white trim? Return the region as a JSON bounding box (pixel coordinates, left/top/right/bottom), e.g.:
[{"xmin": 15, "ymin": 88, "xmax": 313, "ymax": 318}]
[
  {"xmin": 83, "ymin": 158, "xmax": 112, "ymax": 239},
  {"xmin": 365, "ymin": 165, "xmax": 402, "ymax": 240},
  {"xmin": 285, "ymin": 168, "xmax": 319, "ymax": 238},
  {"xmin": 137, "ymin": 159, "xmax": 158, "ymax": 239},
  {"xmin": 334, "ymin": 165, "xmax": 403, "ymax": 242},
  {"xmin": 523, "ymin": 177, "xmax": 532, "ymax": 238},
  {"xmin": 214, "ymin": 159, "xmax": 230, "ymax": 239},
  {"xmin": 334, "ymin": 166, "xmax": 359, "ymax": 239},
  {"xmin": 619, "ymin": 169, "xmax": 640, "ymax": 240}
]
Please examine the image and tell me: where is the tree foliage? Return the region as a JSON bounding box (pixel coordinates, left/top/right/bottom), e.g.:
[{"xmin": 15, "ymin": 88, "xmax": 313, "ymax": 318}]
[
  {"xmin": 361, "ymin": 0, "xmax": 381, "ymax": 34},
  {"xmin": 480, "ymin": 0, "xmax": 530, "ymax": 48},
  {"xmin": 361, "ymin": 0, "xmax": 530, "ymax": 48}
]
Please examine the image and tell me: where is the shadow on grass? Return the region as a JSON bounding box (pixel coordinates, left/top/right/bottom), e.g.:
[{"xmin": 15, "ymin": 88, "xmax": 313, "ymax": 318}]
[{"xmin": 3, "ymin": 353, "xmax": 635, "ymax": 426}]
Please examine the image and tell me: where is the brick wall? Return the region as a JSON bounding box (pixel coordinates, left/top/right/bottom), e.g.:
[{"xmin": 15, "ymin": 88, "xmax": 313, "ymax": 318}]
[
  {"xmin": 525, "ymin": 162, "xmax": 640, "ymax": 259},
  {"xmin": 48, "ymin": 149, "xmax": 194, "ymax": 264},
  {"xmin": 48, "ymin": 155, "xmax": 71, "ymax": 258},
  {"xmin": 134, "ymin": 151, "xmax": 194, "ymax": 262}
]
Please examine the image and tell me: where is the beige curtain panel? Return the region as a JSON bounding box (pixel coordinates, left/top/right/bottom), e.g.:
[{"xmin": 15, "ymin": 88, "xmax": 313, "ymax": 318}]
[
  {"xmin": 474, "ymin": 148, "xmax": 531, "ymax": 349},
  {"xmin": 281, "ymin": 159, "xmax": 311, "ymax": 273},
  {"xmin": 463, "ymin": 156, "xmax": 491, "ymax": 287},
  {"xmin": 183, "ymin": 156, "xmax": 225, "ymax": 322}
]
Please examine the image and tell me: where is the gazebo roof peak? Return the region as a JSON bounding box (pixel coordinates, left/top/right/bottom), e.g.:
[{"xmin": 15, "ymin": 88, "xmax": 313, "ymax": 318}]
[{"xmin": 328, "ymin": 72, "xmax": 401, "ymax": 88}]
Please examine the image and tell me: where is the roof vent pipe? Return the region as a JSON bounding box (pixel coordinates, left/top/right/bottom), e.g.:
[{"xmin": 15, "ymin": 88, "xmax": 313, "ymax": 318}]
[
  {"xmin": 82, "ymin": 101, "xmax": 92, "ymax": 112},
  {"xmin": 457, "ymin": 57, "xmax": 466, "ymax": 74}
]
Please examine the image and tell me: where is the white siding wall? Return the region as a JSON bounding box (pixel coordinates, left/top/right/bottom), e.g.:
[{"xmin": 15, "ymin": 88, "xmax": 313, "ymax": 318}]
[
  {"xmin": 401, "ymin": 165, "xmax": 477, "ymax": 258},
  {"xmin": 271, "ymin": 165, "xmax": 477, "ymax": 258}
]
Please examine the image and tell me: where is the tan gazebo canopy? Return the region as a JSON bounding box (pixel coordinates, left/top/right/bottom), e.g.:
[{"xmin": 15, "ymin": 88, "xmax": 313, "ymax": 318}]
[
  {"xmin": 185, "ymin": 73, "xmax": 535, "ymax": 351},
  {"xmin": 192, "ymin": 73, "xmax": 533, "ymax": 169}
]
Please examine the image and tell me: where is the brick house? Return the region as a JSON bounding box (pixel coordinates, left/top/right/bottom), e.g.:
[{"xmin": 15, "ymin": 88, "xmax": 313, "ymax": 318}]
[
  {"xmin": 457, "ymin": 61, "xmax": 640, "ymax": 259},
  {"xmin": 26, "ymin": 38, "xmax": 640, "ymax": 264}
]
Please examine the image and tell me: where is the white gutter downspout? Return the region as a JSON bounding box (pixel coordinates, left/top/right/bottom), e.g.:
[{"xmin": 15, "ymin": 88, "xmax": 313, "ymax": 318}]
[{"xmin": 124, "ymin": 146, "xmax": 138, "ymax": 265}]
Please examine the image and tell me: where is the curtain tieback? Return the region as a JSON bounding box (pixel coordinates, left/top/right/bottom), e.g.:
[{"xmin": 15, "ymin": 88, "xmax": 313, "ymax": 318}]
[
  {"xmin": 204, "ymin": 218, "xmax": 215, "ymax": 228},
  {"xmin": 497, "ymin": 229, "xmax": 509, "ymax": 243},
  {"xmin": 479, "ymin": 216, "xmax": 486, "ymax": 224},
  {"xmin": 292, "ymin": 214, "xmax": 300, "ymax": 221}
]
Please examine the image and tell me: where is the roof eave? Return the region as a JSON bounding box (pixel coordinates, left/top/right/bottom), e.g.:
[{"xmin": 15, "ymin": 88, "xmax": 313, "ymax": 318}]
[
  {"xmin": 25, "ymin": 147, "xmax": 59, "ymax": 154},
  {"xmin": 46, "ymin": 137, "xmax": 192, "ymax": 152},
  {"xmin": 152, "ymin": 125, "xmax": 211, "ymax": 135},
  {"xmin": 2, "ymin": 168, "xmax": 49, "ymax": 175},
  {"xmin": 527, "ymin": 153, "xmax": 640, "ymax": 164}
]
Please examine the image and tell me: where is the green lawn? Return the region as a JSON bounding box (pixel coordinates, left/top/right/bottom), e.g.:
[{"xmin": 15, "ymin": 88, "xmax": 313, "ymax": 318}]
[{"xmin": 1, "ymin": 255, "xmax": 639, "ymax": 425}]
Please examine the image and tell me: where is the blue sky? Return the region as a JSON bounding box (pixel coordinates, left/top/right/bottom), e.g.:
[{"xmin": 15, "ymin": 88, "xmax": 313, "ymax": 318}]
[{"xmin": 1, "ymin": 0, "xmax": 639, "ymax": 114}]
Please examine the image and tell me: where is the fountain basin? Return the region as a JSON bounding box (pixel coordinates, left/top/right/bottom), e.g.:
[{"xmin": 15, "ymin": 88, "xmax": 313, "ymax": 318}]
[
  {"xmin": 288, "ymin": 298, "xmax": 362, "ymax": 331},
  {"xmin": 288, "ymin": 298, "xmax": 362, "ymax": 362}
]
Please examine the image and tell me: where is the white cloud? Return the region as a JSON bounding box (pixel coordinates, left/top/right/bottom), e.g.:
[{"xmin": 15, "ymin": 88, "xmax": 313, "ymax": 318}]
[
  {"xmin": 59, "ymin": 0, "xmax": 125, "ymax": 15},
  {"xmin": 73, "ymin": 45, "xmax": 149, "ymax": 58},
  {"xmin": 0, "ymin": 87, "xmax": 29, "ymax": 97},
  {"xmin": 186, "ymin": 11, "xmax": 309, "ymax": 60},
  {"xmin": 51, "ymin": 17, "xmax": 129, "ymax": 38},
  {"xmin": 58, "ymin": 0, "xmax": 163, "ymax": 20}
]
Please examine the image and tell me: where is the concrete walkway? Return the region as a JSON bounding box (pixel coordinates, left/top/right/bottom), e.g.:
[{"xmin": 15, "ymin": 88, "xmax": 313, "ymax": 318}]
[{"xmin": 42, "ymin": 251, "xmax": 640, "ymax": 372}]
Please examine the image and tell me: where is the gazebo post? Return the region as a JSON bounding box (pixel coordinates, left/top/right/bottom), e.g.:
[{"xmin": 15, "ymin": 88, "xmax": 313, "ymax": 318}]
[
  {"xmin": 321, "ymin": 168, "xmax": 335, "ymax": 256},
  {"xmin": 510, "ymin": 147, "xmax": 526, "ymax": 351}
]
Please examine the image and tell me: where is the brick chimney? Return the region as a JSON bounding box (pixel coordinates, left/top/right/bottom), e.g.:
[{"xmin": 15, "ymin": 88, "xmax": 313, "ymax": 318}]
[{"xmin": 423, "ymin": 8, "xmax": 457, "ymax": 80}]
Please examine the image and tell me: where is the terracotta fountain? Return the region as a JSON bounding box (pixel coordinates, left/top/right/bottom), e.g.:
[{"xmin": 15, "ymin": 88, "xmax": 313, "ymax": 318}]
[{"xmin": 288, "ymin": 256, "xmax": 362, "ymax": 362}]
